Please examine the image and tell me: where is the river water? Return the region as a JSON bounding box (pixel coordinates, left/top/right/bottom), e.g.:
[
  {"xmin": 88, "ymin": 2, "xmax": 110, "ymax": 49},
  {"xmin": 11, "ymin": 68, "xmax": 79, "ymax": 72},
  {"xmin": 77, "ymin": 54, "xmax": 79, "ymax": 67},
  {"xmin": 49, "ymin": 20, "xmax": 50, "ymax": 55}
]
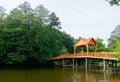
[{"xmin": 0, "ymin": 68, "xmax": 120, "ymax": 82}]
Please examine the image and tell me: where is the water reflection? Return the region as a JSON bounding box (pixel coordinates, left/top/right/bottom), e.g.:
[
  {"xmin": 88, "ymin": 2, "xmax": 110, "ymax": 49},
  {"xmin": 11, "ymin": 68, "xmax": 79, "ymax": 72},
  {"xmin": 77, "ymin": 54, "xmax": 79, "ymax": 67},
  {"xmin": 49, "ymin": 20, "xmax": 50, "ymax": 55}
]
[
  {"xmin": 0, "ymin": 68, "xmax": 120, "ymax": 82},
  {"xmin": 70, "ymin": 68, "xmax": 120, "ymax": 82}
]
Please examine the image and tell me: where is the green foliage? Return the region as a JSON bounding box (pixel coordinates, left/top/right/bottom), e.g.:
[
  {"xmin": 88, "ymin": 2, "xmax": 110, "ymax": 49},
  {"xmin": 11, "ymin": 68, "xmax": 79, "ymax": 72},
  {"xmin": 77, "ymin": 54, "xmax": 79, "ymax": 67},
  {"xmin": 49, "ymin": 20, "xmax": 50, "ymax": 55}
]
[
  {"xmin": 95, "ymin": 38, "xmax": 108, "ymax": 52},
  {"xmin": 108, "ymin": 25, "xmax": 120, "ymax": 51},
  {"xmin": 0, "ymin": 6, "xmax": 6, "ymax": 29},
  {"xmin": 89, "ymin": 38, "xmax": 108, "ymax": 52},
  {"xmin": 114, "ymin": 39, "xmax": 120, "ymax": 60},
  {"xmin": 35, "ymin": 4, "xmax": 49, "ymax": 25},
  {"xmin": 0, "ymin": 1, "xmax": 74, "ymax": 66},
  {"xmin": 107, "ymin": 0, "xmax": 120, "ymax": 5},
  {"xmin": 49, "ymin": 12, "xmax": 61, "ymax": 29}
]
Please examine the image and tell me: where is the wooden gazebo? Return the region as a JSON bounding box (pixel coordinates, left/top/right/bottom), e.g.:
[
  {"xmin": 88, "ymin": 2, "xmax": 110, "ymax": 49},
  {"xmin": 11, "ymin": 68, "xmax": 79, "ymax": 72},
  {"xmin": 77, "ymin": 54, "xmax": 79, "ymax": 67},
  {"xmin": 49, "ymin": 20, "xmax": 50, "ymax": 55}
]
[{"xmin": 74, "ymin": 38, "xmax": 96, "ymax": 55}]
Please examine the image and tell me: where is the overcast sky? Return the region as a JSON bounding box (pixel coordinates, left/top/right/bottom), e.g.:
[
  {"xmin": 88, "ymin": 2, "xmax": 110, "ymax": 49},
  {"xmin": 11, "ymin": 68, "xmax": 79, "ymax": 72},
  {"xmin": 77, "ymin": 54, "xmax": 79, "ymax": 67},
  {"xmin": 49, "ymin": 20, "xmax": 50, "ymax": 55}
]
[{"xmin": 0, "ymin": 0, "xmax": 120, "ymax": 45}]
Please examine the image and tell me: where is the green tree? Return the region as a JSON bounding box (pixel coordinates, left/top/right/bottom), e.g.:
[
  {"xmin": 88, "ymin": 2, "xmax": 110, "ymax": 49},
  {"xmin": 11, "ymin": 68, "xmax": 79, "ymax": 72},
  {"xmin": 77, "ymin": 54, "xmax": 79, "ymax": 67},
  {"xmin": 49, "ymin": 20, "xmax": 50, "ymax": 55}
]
[
  {"xmin": 4, "ymin": 8, "xmax": 23, "ymax": 28},
  {"xmin": 0, "ymin": 6, "xmax": 6, "ymax": 29},
  {"xmin": 96, "ymin": 38, "xmax": 108, "ymax": 52},
  {"xmin": 35, "ymin": 4, "xmax": 49, "ymax": 25},
  {"xmin": 89, "ymin": 38, "xmax": 108, "ymax": 52},
  {"xmin": 108, "ymin": 25, "xmax": 120, "ymax": 51},
  {"xmin": 107, "ymin": 0, "xmax": 120, "ymax": 5},
  {"xmin": 114, "ymin": 39, "xmax": 120, "ymax": 60},
  {"xmin": 0, "ymin": 1, "xmax": 74, "ymax": 66},
  {"xmin": 49, "ymin": 12, "xmax": 61, "ymax": 29},
  {"xmin": 18, "ymin": 1, "xmax": 34, "ymax": 29}
]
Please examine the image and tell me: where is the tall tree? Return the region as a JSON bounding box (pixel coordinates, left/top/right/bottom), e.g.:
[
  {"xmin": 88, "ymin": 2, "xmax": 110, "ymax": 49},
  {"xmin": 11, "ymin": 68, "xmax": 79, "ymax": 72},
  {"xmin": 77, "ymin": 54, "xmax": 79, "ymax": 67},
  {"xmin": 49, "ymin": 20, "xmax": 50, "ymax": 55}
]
[
  {"xmin": 35, "ymin": 4, "xmax": 49, "ymax": 25},
  {"xmin": 0, "ymin": 6, "xmax": 6, "ymax": 29},
  {"xmin": 108, "ymin": 25, "xmax": 120, "ymax": 51},
  {"xmin": 18, "ymin": 1, "xmax": 33, "ymax": 15},
  {"xmin": 0, "ymin": 1, "xmax": 74, "ymax": 66},
  {"xmin": 49, "ymin": 12, "xmax": 61, "ymax": 29},
  {"xmin": 4, "ymin": 8, "xmax": 23, "ymax": 28},
  {"xmin": 114, "ymin": 39, "xmax": 120, "ymax": 60},
  {"xmin": 18, "ymin": 1, "xmax": 34, "ymax": 29}
]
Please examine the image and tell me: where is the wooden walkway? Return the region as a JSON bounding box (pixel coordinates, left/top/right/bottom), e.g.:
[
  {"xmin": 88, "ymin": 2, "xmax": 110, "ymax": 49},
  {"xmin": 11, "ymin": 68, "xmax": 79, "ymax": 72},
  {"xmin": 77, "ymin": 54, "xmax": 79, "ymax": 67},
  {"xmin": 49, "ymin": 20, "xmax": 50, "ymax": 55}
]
[
  {"xmin": 48, "ymin": 52, "xmax": 117, "ymax": 60},
  {"xmin": 48, "ymin": 52, "xmax": 118, "ymax": 71},
  {"xmin": 48, "ymin": 38, "xmax": 118, "ymax": 70}
]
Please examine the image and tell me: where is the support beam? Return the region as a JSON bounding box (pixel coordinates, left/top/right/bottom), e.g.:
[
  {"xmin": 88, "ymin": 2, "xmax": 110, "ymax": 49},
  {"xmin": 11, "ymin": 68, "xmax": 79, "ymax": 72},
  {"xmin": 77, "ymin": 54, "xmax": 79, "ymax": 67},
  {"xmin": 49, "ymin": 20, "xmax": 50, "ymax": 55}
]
[
  {"xmin": 81, "ymin": 47, "xmax": 84, "ymax": 54},
  {"xmin": 103, "ymin": 59, "xmax": 106, "ymax": 71},
  {"xmin": 74, "ymin": 47, "xmax": 76, "ymax": 55},
  {"xmin": 88, "ymin": 59, "xmax": 90, "ymax": 69},
  {"xmin": 76, "ymin": 59, "xmax": 78, "ymax": 68},
  {"xmin": 63, "ymin": 59, "xmax": 65, "ymax": 67},
  {"xmin": 72, "ymin": 58, "xmax": 74, "ymax": 68},
  {"xmin": 86, "ymin": 44, "xmax": 89, "ymax": 56},
  {"xmin": 55, "ymin": 60, "xmax": 57, "ymax": 65},
  {"xmin": 115, "ymin": 60, "xmax": 117, "ymax": 68},
  {"xmin": 85, "ymin": 58, "xmax": 88, "ymax": 70},
  {"xmin": 94, "ymin": 46, "xmax": 96, "ymax": 56},
  {"xmin": 111, "ymin": 61, "xmax": 114, "ymax": 68}
]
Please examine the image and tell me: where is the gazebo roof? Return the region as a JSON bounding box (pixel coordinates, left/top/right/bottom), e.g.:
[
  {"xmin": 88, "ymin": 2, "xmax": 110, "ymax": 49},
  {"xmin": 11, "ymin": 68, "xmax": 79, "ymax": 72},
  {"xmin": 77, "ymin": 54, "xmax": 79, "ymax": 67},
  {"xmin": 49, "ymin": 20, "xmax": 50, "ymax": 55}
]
[{"xmin": 74, "ymin": 38, "xmax": 96, "ymax": 47}]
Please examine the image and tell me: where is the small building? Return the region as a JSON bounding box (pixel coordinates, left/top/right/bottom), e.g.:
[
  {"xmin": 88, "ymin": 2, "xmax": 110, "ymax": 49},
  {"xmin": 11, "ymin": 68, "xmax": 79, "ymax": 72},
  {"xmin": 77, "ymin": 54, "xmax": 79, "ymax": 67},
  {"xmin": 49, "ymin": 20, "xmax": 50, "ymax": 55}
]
[{"xmin": 74, "ymin": 38, "xmax": 96, "ymax": 55}]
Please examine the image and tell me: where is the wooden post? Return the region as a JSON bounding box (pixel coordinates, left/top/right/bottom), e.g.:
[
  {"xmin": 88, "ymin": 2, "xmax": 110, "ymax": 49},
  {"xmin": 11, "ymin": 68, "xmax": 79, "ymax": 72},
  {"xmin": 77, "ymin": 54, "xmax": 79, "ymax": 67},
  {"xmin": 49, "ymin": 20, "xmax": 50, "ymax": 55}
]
[
  {"xmin": 63, "ymin": 59, "xmax": 64, "ymax": 67},
  {"xmin": 81, "ymin": 47, "xmax": 84, "ymax": 54},
  {"xmin": 85, "ymin": 58, "xmax": 88, "ymax": 70},
  {"xmin": 73, "ymin": 58, "xmax": 74, "ymax": 68},
  {"xmin": 88, "ymin": 59, "xmax": 90, "ymax": 69},
  {"xmin": 76, "ymin": 59, "xmax": 78, "ymax": 68},
  {"xmin": 115, "ymin": 60, "xmax": 117, "ymax": 68},
  {"xmin": 55, "ymin": 60, "xmax": 57, "ymax": 65},
  {"xmin": 103, "ymin": 59, "xmax": 106, "ymax": 71},
  {"xmin": 112, "ymin": 61, "xmax": 114, "ymax": 68},
  {"xmin": 94, "ymin": 46, "xmax": 96, "ymax": 56},
  {"xmin": 74, "ymin": 47, "xmax": 76, "ymax": 55},
  {"xmin": 86, "ymin": 44, "xmax": 89, "ymax": 56}
]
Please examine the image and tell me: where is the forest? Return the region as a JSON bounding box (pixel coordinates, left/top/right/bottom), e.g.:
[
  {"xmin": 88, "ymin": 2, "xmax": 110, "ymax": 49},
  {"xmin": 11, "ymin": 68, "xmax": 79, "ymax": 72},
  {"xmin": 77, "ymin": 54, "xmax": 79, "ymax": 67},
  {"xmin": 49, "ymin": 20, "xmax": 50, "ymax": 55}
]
[{"xmin": 0, "ymin": 1, "xmax": 120, "ymax": 67}]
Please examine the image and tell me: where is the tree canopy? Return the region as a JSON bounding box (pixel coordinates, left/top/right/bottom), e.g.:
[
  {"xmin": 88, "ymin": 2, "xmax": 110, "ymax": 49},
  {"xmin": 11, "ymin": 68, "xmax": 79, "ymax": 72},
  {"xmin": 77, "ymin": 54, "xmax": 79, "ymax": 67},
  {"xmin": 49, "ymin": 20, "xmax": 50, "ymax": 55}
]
[
  {"xmin": 0, "ymin": 1, "xmax": 74, "ymax": 66},
  {"xmin": 108, "ymin": 25, "xmax": 120, "ymax": 51},
  {"xmin": 89, "ymin": 38, "xmax": 108, "ymax": 52},
  {"xmin": 114, "ymin": 39, "xmax": 120, "ymax": 60}
]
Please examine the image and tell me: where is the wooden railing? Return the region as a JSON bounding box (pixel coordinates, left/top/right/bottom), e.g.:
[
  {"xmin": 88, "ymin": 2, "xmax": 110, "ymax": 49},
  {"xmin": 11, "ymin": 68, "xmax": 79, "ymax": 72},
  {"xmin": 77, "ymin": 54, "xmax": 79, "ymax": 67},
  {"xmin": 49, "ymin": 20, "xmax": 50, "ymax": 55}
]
[
  {"xmin": 76, "ymin": 52, "xmax": 114, "ymax": 58},
  {"xmin": 48, "ymin": 52, "xmax": 116, "ymax": 60}
]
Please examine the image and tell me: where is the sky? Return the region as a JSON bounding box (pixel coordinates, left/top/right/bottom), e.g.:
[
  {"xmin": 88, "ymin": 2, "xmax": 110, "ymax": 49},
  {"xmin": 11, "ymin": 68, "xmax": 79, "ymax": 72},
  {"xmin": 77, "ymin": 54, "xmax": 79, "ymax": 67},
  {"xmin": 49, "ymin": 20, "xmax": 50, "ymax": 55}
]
[{"xmin": 0, "ymin": 0, "xmax": 120, "ymax": 45}]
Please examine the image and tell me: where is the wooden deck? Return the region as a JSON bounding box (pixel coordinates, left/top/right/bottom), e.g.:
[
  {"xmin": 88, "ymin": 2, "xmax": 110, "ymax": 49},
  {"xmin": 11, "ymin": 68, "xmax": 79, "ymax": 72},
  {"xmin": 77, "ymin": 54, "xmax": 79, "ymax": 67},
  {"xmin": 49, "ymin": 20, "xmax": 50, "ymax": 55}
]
[{"xmin": 48, "ymin": 52, "xmax": 117, "ymax": 60}]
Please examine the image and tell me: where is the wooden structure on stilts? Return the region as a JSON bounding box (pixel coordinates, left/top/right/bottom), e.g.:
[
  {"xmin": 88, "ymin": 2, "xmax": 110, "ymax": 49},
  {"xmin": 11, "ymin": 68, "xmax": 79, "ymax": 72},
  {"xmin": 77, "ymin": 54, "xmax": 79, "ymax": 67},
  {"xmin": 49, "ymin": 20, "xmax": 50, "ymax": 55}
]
[{"xmin": 48, "ymin": 38, "xmax": 118, "ymax": 71}]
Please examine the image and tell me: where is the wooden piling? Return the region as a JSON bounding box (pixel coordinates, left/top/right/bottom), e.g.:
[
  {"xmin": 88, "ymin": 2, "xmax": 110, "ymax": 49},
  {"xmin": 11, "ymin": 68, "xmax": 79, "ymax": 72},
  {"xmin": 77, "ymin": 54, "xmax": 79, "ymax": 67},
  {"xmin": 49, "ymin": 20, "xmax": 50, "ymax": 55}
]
[
  {"xmin": 103, "ymin": 59, "xmax": 106, "ymax": 71},
  {"xmin": 85, "ymin": 58, "xmax": 88, "ymax": 70},
  {"xmin": 63, "ymin": 59, "xmax": 64, "ymax": 67},
  {"xmin": 73, "ymin": 58, "xmax": 74, "ymax": 68}
]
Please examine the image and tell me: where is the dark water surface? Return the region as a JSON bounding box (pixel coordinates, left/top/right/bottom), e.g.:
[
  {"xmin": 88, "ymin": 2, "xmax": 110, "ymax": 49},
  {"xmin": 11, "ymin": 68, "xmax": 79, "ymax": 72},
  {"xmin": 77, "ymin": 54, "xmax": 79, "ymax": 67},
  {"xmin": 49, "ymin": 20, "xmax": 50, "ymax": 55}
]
[{"xmin": 0, "ymin": 68, "xmax": 120, "ymax": 82}]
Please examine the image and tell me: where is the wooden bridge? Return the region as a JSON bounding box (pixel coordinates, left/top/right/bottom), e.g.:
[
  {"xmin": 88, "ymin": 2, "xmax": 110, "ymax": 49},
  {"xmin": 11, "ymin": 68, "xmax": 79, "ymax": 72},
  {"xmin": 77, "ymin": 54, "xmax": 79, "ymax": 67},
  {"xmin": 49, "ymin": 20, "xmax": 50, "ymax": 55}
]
[
  {"xmin": 48, "ymin": 52, "xmax": 117, "ymax": 60},
  {"xmin": 48, "ymin": 38, "xmax": 118, "ymax": 71}
]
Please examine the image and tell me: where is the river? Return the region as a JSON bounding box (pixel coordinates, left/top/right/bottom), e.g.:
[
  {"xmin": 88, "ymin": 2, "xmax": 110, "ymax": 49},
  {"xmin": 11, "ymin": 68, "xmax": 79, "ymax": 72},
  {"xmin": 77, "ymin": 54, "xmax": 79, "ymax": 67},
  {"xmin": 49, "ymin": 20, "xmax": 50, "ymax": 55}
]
[{"xmin": 0, "ymin": 67, "xmax": 120, "ymax": 82}]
